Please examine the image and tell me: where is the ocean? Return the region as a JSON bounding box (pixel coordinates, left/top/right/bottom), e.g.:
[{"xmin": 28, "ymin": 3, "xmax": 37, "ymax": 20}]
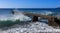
[{"xmin": 0, "ymin": 8, "xmax": 60, "ymax": 33}]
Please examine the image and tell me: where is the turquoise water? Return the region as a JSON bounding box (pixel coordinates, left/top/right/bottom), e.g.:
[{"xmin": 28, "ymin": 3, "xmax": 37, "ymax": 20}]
[{"xmin": 0, "ymin": 20, "xmax": 20, "ymax": 27}]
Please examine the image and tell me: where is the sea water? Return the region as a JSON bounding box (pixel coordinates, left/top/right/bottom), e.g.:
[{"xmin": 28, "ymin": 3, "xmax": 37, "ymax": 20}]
[{"xmin": 0, "ymin": 8, "xmax": 60, "ymax": 33}]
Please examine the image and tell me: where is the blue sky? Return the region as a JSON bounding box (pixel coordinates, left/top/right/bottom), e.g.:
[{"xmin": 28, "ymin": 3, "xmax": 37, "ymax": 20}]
[{"xmin": 0, "ymin": 0, "xmax": 60, "ymax": 8}]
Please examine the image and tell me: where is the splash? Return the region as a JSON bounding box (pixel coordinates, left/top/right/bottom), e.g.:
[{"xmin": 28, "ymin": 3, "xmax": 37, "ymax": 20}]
[
  {"xmin": 0, "ymin": 12, "xmax": 31, "ymax": 27},
  {"xmin": 0, "ymin": 12, "xmax": 31, "ymax": 21}
]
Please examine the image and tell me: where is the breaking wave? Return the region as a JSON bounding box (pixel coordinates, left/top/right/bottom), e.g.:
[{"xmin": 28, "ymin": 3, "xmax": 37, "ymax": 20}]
[
  {"xmin": 0, "ymin": 14, "xmax": 31, "ymax": 21},
  {"xmin": 0, "ymin": 12, "xmax": 31, "ymax": 27},
  {"xmin": 0, "ymin": 11, "xmax": 53, "ymax": 21},
  {"xmin": 0, "ymin": 11, "xmax": 53, "ymax": 27}
]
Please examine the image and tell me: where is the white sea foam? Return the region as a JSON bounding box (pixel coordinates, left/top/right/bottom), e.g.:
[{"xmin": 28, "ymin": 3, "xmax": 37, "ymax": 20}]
[{"xmin": 0, "ymin": 22, "xmax": 60, "ymax": 33}]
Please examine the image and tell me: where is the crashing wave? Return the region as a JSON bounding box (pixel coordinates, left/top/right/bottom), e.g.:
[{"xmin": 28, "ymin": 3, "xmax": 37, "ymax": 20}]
[
  {"xmin": 0, "ymin": 11, "xmax": 54, "ymax": 27},
  {"xmin": 0, "ymin": 10, "xmax": 53, "ymax": 21},
  {"xmin": 0, "ymin": 13, "xmax": 31, "ymax": 27},
  {"xmin": 0, "ymin": 13, "xmax": 31, "ymax": 21}
]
